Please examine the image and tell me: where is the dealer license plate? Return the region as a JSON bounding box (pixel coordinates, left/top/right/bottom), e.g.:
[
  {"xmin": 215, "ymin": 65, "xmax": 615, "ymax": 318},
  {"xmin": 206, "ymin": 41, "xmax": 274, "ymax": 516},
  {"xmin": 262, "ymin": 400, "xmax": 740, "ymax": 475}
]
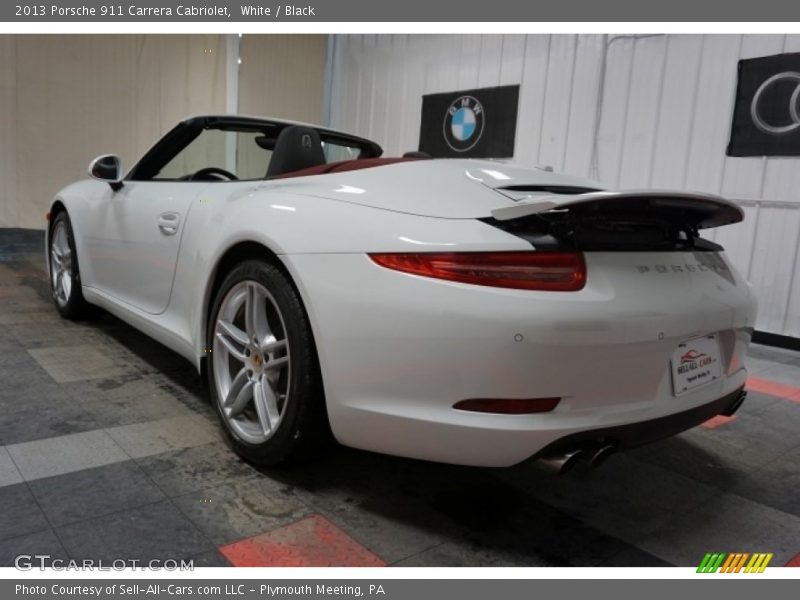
[{"xmin": 671, "ymin": 335, "xmax": 722, "ymax": 396}]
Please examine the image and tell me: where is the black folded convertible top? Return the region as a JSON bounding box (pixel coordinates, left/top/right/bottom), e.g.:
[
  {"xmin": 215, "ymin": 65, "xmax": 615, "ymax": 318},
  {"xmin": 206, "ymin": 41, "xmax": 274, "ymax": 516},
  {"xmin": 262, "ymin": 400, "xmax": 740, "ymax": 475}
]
[{"xmin": 127, "ymin": 115, "xmax": 383, "ymax": 181}]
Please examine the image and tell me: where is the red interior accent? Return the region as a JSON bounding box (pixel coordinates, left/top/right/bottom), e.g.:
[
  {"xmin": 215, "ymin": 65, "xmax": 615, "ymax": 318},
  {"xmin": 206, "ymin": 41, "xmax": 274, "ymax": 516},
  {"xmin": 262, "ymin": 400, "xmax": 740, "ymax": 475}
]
[{"xmin": 270, "ymin": 157, "xmax": 423, "ymax": 180}]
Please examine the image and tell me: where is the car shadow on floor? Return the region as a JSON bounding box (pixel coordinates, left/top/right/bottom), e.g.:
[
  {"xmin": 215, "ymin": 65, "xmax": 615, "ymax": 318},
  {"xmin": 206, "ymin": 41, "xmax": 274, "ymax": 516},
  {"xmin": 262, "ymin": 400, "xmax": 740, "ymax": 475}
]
[
  {"xmin": 252, "ymin": 443, "xmax": 679, "ymax": 566},
  {"xmin": 0, "ymin": 244, "xmax": 746, "ymax": 567},
  {"xmin": 75, "ymin": 309, "xmax": 673, "ymax": 565},
  {"xmin": 38, "ymin": 303, "xmax": 714, "ymax": 566}
]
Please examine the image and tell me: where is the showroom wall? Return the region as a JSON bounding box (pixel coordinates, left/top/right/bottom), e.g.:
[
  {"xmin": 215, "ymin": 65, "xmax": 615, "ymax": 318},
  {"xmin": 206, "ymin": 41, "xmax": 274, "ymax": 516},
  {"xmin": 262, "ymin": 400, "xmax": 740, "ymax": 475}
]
[
  {"xmin": 239, "ymin": 35, "xmax": 327, "ymax": 122},
  {"xmin": 0, "ymin": 35, "xmax": 227, "ymax": 229},
  {"xmin": 327, "ymin": 34, "xmax": 800, "ymax": 338},
  {"xmin": 0, "ymin": 34, "xmax": 327, "ymax": 231}
]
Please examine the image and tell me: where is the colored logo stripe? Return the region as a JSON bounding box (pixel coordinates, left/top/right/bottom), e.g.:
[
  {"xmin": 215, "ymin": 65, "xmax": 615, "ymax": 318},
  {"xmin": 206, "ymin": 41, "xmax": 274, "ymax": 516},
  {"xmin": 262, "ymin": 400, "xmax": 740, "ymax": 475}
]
[
  {"xmin": 720, "ymin": 553, "xmax": 736, "ymax": 572},
  {"xmin": 721, "ymin": 553, "xmax": 749, "ymax": 573},
  {"xmin": 697, "ymin": 553, "xmax": 726, "ymax": 573},
  {"xmin": 698, "ymin": 552, "xmax": 773, "ymax": 573},
  {"xmin": 745, "ymin": 553, "xmax": 773, "ymax": 573}
]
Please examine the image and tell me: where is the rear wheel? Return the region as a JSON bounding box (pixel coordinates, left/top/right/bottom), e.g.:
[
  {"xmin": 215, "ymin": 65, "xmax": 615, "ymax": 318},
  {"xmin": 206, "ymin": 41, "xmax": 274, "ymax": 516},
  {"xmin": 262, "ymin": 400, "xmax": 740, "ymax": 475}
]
[
  {"xmin": 207, "ymin": 259, "xmax": 328, "ymax": 465},
  {"xmin": 49, "ymin": 211, "xmax": 92, "ymax": 319}
]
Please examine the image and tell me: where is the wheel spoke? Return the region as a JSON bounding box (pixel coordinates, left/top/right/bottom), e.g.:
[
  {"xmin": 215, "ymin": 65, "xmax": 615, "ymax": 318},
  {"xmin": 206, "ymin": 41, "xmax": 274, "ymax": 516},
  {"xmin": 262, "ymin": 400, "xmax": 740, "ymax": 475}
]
[
  {"xmin": 228, "ymin": 381, "xmax": 255, "ymax": 418},
  {"xmin": 61, "ymin": 272, "xmax": 71, "ymax": 300},
  {"xmin": 54, "ymin": 227, "xmax": 68, "ymax": 254},
  {"xmin": 223, "ymin": 368, "xmax": 247, "ymax": 407},
  {"xmin": 54, "ymin": 271, "xmax": 64, "ymax": 300},
  {"xmin": 51, "ymin": 251, "xmax": 62, "ymax": 268},
  {"xmin": 215, "ymin": 333, "xmax": 246, "ymax": 362},
  {"xmin": 260, "ymin": 336, "xmax": 287, "ymax": 355},
  {"xmin": 264, "ymin": 355, "xmax": 289, "ymax": 371},
  {"xmin": 253, "ymin": 375, "xmax": 281, "ymax": 434},
  {"xmin": 226, "ymin": 369, "xmax": 254, "ymax": 418},
  {"xmin": 218, "ymin": 319, "xmax": 248, "ymax": 345},
  {"xmin": 245, "ymin": 283, "xmax": 271, "ymax": 344},
  {"xmin": 216, "ymin": 319, "xmax": 248, "ymax": 362}
]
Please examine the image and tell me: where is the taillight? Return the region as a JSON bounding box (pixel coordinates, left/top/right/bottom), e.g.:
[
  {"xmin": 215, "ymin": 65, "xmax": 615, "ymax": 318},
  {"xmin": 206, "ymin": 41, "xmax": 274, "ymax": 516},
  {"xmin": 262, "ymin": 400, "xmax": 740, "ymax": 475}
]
[
  {"xmin": 368, "ymin": 252, "xmax": 586, "ymax": 291},
  {"xmin": 454, "ymin": 397, "xmax": 561, "ymax": 414}
]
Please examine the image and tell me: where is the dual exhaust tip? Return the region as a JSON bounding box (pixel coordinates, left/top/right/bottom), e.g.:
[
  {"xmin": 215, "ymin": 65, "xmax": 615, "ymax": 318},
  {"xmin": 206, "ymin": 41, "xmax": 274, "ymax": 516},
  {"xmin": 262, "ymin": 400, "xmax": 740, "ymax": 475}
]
[
  {"xmin": 534, "ymin": 444, "xmax": 616, "ymax": 475},
  {"xmin": 534, "ymin": 392, "xmax": 749, "ymax": 475}
]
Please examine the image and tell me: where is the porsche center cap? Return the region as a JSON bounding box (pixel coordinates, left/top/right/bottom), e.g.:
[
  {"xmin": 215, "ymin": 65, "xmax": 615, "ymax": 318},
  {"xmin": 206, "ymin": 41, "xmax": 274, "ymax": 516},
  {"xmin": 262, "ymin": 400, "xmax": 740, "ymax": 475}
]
[{"xmin": 443, "ymin": 95, "xmax": 485, "ymax": 152}]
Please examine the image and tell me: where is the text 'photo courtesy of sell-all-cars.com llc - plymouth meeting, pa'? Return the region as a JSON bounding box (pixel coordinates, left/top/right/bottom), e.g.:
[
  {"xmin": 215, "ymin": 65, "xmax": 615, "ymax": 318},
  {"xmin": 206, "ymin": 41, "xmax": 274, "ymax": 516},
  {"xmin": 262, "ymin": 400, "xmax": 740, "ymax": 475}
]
[{"xmin": 45, "ymin": 114, "xmax": 756, "ymax": 473}]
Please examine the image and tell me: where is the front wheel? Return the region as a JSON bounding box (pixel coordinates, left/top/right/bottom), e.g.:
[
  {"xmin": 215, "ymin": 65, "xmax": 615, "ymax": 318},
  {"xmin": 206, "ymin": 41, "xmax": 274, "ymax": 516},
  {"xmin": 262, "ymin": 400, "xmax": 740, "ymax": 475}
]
[
  {"xmin": 49, "ymin": 211, "xmax": 92, "ymax": 319},
  {"xmin": 207, "ymin": 259, "xmax": 328, "ymax": 465}
]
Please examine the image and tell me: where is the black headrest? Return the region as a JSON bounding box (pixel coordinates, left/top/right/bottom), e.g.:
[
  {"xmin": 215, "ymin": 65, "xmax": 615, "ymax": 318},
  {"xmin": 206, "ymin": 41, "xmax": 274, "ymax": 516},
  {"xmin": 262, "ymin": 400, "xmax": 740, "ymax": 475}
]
[
  {"xmin": 266, "ymin": 125, "xmax": 326, "ymax": 177},
  {"xmin": 255, "ymin": 135, "xmax": 276, "ymax": 151}
]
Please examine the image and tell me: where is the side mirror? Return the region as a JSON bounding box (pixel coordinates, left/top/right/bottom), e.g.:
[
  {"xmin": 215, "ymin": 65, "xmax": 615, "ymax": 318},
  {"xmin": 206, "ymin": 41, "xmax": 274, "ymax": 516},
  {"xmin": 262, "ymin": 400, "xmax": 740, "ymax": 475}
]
[{"xmin": 88, "ymin": 154, "xmax": 123, "ymax": 191}]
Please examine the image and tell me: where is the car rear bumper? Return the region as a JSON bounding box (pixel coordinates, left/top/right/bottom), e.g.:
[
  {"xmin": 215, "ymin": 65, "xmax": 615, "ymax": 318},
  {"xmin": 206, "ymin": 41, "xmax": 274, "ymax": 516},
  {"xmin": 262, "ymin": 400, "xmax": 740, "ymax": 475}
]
[
  {"xmin": 316, "ymin": 370, "xmax": 748, "ymax": 467},
  {"xmin": 527, "ymin": 386, "xmax": 746, "ymax": 461},
  {"xmin": 284, "ymin": 252, "xmax": 756, "ymax": 467}
]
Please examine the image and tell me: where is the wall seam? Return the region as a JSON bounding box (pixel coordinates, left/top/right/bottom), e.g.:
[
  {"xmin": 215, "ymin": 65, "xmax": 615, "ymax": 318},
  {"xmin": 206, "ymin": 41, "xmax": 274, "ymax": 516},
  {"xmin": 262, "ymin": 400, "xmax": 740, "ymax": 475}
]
[
  {"xmin": 534, "ymin": 35, "xmax": 553, "ymax": 166},
  {"xmin": 614, "ymin": 38, "xmax": 637, "ymax": 188},
  {"xmin": 559, "ymin": 35, "xmax": 580, "ymax": 173},
  {"xmin": 680, "ymin": 34, "xmax": 706, "ymax": 190},
  {"xmin": 646, "ymin": 36, "xmax": 669, "ymax": 187},
  {"xmin": 322, "ymin": 34, "xmax": 336, "ymax": 127}
]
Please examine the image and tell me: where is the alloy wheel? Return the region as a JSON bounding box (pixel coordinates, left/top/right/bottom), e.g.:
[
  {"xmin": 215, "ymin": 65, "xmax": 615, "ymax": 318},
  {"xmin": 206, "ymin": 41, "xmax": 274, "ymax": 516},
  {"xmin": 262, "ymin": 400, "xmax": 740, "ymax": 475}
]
[
  {"xmin": 50, "ymin": 221, "xmax": 73, "ymax": 307},
  {"xmin": 212, "ymin": 280, "xmax": 292, "ymax": 445}
]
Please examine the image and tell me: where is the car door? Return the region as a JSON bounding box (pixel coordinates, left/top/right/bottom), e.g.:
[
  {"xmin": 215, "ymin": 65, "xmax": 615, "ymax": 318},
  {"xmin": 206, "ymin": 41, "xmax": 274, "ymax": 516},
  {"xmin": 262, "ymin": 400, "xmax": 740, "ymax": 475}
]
[
  {"xmin": 82, "ymin": 122, "xmax": 274, "ymax": 314},
  {"xmin": 84, "ymin": 181, "xmax": 206, "ymax": 315}
]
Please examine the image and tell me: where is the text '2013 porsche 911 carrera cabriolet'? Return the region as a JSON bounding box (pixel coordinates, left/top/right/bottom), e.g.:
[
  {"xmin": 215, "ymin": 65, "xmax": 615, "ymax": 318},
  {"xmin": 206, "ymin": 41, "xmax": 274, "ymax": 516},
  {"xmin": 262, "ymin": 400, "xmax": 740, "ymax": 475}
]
[{"xmin": 46, "ymin": 115, "xmax": 756, "ymax": 472}]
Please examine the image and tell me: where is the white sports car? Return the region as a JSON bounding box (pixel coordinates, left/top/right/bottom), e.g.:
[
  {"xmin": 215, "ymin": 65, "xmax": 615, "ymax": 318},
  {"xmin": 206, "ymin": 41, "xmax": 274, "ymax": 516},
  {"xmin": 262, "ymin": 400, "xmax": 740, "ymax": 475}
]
[{"xmin": 46, "ymin": 115, "xmax": 756, "ymax": 472}]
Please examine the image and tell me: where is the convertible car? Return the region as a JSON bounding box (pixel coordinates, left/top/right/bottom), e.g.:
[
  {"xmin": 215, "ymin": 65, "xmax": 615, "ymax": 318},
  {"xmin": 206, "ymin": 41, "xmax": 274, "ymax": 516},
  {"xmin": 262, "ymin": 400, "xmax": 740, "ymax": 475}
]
[{"xmin": 46, "ymin": 115, "xmax": 756, "ymax": 472}]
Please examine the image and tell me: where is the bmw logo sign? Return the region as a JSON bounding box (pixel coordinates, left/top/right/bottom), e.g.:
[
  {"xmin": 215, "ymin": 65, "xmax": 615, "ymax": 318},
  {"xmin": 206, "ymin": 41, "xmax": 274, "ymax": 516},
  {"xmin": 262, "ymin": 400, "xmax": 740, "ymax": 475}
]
[{"xmin": 443, "ymin": 95, "xmax": 485, "ymax": 152}]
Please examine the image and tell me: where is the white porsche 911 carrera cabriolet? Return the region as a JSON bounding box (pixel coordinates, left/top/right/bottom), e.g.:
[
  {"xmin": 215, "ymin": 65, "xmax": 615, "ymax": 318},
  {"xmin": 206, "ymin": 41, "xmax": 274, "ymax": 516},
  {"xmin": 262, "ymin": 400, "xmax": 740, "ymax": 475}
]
[{"xmin": 46, "ymin": 115, "xmax": 756, "ymax": 472}]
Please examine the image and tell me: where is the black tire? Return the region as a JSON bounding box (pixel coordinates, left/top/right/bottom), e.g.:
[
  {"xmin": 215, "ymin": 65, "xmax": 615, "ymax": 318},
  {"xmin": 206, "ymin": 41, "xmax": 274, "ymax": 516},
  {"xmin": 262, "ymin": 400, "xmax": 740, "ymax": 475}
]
[
  {"xmin": 48, "ymin": 211, "xmax": 93, "ymax": 320},
  {"xmin": 206, "ymin": 259, "xmax": 329, "ymax": 466}
]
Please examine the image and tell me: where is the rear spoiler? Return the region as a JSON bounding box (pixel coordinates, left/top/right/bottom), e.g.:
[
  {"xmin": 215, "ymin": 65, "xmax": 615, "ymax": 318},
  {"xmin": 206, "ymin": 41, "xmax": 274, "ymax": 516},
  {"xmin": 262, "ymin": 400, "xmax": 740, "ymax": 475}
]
[{"xmin": 490, "ymin": 190, "xmax": 744, "ymax": 230}]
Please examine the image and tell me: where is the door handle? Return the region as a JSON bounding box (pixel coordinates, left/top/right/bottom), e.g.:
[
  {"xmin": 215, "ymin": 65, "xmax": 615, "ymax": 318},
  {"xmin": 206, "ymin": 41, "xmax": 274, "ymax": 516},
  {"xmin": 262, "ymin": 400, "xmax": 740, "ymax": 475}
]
[{"xmin": 157, "ymin": 212, "xmax": 181, "ymax": 236}]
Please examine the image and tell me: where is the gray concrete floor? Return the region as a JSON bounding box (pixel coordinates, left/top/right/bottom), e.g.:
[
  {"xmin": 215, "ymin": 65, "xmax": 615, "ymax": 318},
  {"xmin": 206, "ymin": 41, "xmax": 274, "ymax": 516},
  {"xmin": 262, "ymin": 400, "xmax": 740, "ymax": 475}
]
[{"xmin": 1, "ymin": 228, "xmax": 799, "ymax": 568}]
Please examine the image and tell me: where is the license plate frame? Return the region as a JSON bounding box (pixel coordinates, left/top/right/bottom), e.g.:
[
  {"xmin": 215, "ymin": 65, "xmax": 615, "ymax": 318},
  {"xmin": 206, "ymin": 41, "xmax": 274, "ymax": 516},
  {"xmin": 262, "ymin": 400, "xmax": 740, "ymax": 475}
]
[{"xmin": 671, "ymin": 335, "xmax": 722, "ymax": 397}]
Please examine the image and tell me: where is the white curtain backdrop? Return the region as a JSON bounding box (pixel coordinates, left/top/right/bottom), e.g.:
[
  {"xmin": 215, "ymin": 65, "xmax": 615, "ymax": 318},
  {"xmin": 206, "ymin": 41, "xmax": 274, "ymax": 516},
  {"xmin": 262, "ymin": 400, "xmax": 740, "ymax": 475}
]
[
  {"xmin": 238, "ymin": 34, "xmax": 327, "ymax": 123},
  {"xmin": 0, "ymin": 34, "xmax": 329, "ymax": 231},
  {"xmin": 0, "ymin": 35, "xmax": 227, "ymax": 229}
]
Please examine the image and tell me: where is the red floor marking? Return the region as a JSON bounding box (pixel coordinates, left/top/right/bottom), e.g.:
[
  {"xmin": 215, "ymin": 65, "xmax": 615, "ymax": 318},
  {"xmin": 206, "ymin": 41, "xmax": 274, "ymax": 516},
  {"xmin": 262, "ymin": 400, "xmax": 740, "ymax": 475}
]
[
  {"xmin": 784, "ymin": 553, "xmax": 800, "ymax": 567},
  {"xmin": 219, "ymin": 515, "xmax": 386, "ymax": 567},
  {"xmin": 746, "ymin": 377, "xmax": 800, "ymax": 403},
  {"xmin": 702, "ymin": 414, "xmax": 738, "ymax": 429}
]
